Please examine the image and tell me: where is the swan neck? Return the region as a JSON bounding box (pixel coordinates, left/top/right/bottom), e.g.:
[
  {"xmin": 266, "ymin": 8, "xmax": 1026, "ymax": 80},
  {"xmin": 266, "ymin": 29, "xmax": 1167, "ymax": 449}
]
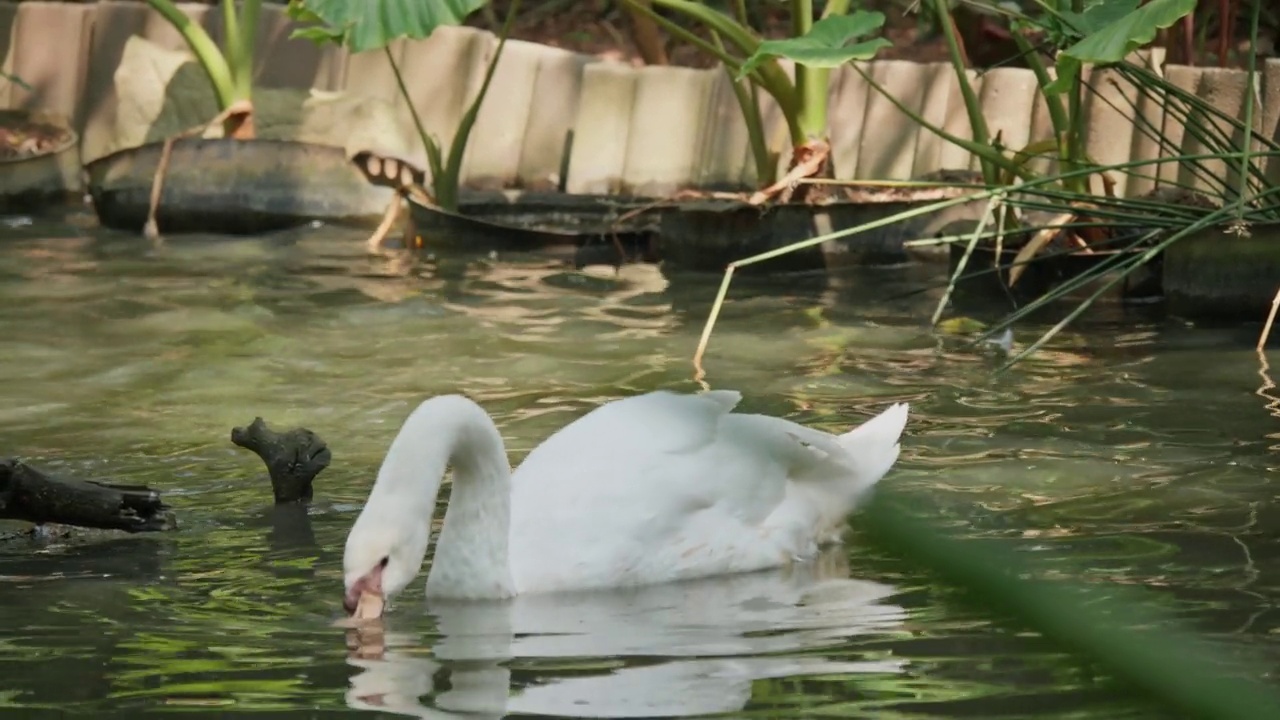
[{"xmin": 421, "ymin": 397, "xmax": 516, "ymax": 599}]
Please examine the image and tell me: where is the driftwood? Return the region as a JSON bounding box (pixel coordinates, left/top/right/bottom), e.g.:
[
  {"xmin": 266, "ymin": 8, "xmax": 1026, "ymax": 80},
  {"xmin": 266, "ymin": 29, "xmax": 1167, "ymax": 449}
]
[
  {"xmin": 230, "ymin": 418, "xmax": 331, "ymax": 504},
  {"xmin": 0, "ymin": 458, "xmax": 173, "ymax": 533}
]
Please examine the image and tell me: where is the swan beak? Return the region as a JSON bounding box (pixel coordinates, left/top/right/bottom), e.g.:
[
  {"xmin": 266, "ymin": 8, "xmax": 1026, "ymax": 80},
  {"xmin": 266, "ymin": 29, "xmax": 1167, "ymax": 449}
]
[{"xmin": 343, "ymin": 565, "xmax": 385, "ymax": 619}]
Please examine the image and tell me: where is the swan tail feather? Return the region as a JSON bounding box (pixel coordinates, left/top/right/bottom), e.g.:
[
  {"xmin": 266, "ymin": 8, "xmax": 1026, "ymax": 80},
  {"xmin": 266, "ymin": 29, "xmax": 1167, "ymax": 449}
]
[
  {"xmin": 769, "ymin": 402, "xmax": 909, "ymax": 551},
  {"xmin": 835, "ymin": 402, "xmax": 910, "ymax": 502}
]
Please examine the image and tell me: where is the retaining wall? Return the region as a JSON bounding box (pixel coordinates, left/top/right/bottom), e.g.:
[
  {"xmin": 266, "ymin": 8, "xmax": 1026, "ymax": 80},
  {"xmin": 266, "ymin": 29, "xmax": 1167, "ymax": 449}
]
[{"xmin": 3, "ymin": 0, "xmax": 1279, "ymax": 198}]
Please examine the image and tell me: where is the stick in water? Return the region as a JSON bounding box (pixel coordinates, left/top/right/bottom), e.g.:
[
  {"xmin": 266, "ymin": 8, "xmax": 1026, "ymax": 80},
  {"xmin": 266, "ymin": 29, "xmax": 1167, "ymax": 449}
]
[{"xmin": 1257, "ymin": 286, "xmax": 1280, "ymax": 352}]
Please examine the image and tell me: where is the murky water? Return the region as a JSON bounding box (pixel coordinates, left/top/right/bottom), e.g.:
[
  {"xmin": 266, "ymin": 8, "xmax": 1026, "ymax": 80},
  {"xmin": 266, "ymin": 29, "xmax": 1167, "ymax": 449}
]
[{"xmin": 0, "ymin": 209, "xmax": 1276, "ymax": 718}]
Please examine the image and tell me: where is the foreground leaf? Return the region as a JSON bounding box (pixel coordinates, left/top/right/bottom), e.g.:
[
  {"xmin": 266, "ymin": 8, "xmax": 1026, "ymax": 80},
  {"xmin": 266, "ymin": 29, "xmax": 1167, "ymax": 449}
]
[
  {"xmin": 286, "ymin": 0, "xmax": 488, "ymax": 53},
  {"xmin": 1045, "ymin": 0, "xmax": 1195, "ymax": 94},
  {"xmin": 737, "ymin": 11, "xmax": 891, "ymax": 79}
]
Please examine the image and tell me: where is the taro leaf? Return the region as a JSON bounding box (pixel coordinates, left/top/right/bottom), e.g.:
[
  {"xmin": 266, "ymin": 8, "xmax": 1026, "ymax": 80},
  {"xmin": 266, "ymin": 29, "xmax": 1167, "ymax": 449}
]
[
  {"xmin": 286, "ymin": 0, "xmax": 488, "ymax": 53},
  {"xmin": 736, "ymin": 11, "xmax": 891, "ymax": 80},
  {"xmin": 1055, "ymin": 0, "xmax": 1141, "ymax": 36},
  {"xmin": 1045, "ymin": 0, "xmax": 1196, "ymax": 95}
]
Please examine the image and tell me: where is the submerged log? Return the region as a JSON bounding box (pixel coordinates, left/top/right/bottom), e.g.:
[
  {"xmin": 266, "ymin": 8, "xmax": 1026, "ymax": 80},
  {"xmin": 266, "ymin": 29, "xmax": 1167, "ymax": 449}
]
[
  {"xmin": 0, "ymin": 459, "xmax": 173, "ymax": 533},
  {"xmin": 230, "ymin": 418, "xmax": 331, "ymax": 504}
]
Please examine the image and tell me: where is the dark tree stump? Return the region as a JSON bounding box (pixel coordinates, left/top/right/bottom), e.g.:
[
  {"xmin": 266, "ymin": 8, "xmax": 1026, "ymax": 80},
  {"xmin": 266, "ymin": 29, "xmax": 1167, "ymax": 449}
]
[
  {"xmin": 230, "ymin": 418, "xmax": 330, "ymax": 504},
  {"xmin": 0, "ymin": 459, "xmax": 173, "ymax": 533}
]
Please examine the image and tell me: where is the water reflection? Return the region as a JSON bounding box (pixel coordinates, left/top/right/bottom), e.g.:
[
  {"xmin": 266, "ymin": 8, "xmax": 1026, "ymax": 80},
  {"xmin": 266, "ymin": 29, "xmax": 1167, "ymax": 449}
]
[
  {"xmin": 344, "ymin": 548, "xmax": 906, "ymax": 718},
  {"xmin": 0, "ymin": 213, "xmax": 1276, "ymax": 718}
]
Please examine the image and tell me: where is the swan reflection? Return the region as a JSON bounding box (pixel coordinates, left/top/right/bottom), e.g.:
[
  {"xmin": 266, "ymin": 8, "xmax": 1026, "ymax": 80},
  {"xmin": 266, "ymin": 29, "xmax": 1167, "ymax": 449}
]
[{"xmin": 345, "ymin": 549, "xmax": 907, "ymax": 718}]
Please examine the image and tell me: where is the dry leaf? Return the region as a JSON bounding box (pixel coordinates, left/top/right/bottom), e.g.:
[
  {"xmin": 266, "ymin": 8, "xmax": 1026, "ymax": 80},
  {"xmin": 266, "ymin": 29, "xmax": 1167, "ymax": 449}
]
[{"xmin": 1007, "ymin": 211, "xmax": 1074, "ymax": 288}]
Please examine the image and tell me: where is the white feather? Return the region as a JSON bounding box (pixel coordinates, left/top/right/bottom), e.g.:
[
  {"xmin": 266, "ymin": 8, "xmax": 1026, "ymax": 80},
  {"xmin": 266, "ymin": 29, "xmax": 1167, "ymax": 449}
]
[{"xmin": 343, "ymin": 389, "xmax": 909, "ymax": 603}]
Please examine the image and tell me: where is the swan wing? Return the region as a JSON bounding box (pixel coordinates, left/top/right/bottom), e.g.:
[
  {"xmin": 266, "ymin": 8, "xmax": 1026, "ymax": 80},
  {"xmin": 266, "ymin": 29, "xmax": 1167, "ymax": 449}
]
[{"xmin": 507, "ymin": 390, "xmax": 907, "ymax": 593}]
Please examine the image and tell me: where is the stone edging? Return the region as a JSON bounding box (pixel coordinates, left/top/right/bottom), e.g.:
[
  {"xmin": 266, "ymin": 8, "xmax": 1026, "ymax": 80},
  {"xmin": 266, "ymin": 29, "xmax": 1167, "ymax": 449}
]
[{"xmin": 1, "ymin": 0, "xmax": 1278, "ymax": 199}]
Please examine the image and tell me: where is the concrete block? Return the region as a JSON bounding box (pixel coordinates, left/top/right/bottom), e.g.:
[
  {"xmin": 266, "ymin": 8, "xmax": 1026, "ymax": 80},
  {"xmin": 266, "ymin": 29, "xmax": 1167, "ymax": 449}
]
[
  {"xmin": 10, "ymin": 2, "xmax": 94, "ymax": 124},
  {"xmin": 621, "ymin": 65, "xmax": 714, "ymax": 195},
  {"xmin": 460, "ymin": 39, "xmax": 545, "ymax": 190},
  {"xmin": 564, "ymin": 62, "xmax": 636, "ymax": 195},
  {"xmin": 1082, "ymin": 66, "xmax": 1139, "ymax": 197},
  {"xmin": 694, "ymin": 67, "xmax": 753, "ymax": 190},
  {"xmin": 1169, "ymin": 66, "xmax": 1261, "ymax": 196},
  {"xmin": 938, "ymin": 68, "xmax": 982, "ymax": 171},
  {"xmin": 1025, "ymin": 68, "xmax": 1058, "ymax": 179},
  {"xmin": 1206, "ymin": 67, "xmax": 1266, "ymax": 191},
  {"xmin": 910, "ymin": 62, "xmax": 957, "ymax": 178},
  {"xmin": 1262, "ymin": 58, "xmax": 1280, "ymax": 188},
  {"xmin": 973, "ymin": 67, "xmax": 1038, "ymax": 173},
  {"xmin": 1126, "ymin": 49, "xmax": 1168, "ymax": 197},
  {"xmin": 398, "ymin": 26, "xmax": 492, "ymax": 177},
  {"xmin": 855, "ymin": 60, "xmax": 928, "ymax": 180},
  {"xmin": 517, "ymin": 47, "xmax": 590, "ymax": 191},
  {"xmin": 828, "ymin": 62, "xmax": 871, "ymax": 180},
  {"xmin": 0, "ymin": 3, "xmax": 17, "ymax": 109},
  {"xmin": 1157, "ymin": 64, "xmax": 1198, "ymax": 188},
  {"xmin": 96, "ymin": 35, "xmax": 221, "ymax": 161},
  {"xmin": 343, "ymin": 38, "xmax": 404, "ymax": 105},
  {"xmin": 82, "ymin": 1, "xmax": 214, "ymax": 163}
]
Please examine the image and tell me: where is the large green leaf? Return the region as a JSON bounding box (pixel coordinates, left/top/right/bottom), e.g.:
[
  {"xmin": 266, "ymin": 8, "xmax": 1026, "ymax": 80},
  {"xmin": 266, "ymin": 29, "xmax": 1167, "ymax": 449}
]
[
  {"xmin": 286, "ymin": 0, "xmax": 488, "ymax": 53},
  {"xmin": 1045, "ymin": 0, "xmax": 1196, "ymax": 95},
  {"xmin": 736, "ymin": 11, "xmax": 891, "ymax": 79},
  {"xmin": 1054, "ymin": 0, "xmax": 1141, "ymax": 37}
]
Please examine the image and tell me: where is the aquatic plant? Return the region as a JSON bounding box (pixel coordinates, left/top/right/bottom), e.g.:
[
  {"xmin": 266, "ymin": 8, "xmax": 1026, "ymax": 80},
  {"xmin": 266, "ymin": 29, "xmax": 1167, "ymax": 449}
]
[
  {"xmin": 693, "ymin": 0, "xmax": 1276, "ymax": 373},
  {"xmin": 143, "ymin": 0, "xmax": 260, "ymax": 138},
  {"xmin": 287, "ymin": 0, "xmax": 513, "ymax": 213},
  {"xmin": 617, "ymin": 0, "xmax": 891, "ymax": 199}
]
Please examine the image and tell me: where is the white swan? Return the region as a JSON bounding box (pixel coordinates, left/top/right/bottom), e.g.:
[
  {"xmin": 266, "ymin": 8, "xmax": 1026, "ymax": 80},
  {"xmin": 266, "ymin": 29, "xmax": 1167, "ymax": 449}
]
[{"xmin": 342, "ymin": 389, "xmax": 909, "ymax": 616}]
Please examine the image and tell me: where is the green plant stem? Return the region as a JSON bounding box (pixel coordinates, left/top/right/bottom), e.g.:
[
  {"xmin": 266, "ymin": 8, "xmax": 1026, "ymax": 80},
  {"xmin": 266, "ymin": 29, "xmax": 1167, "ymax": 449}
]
[
  {"xmin": 636, "ymin": 0, "xmax": 802, "ymax": 144},
  {"xmin": 1066, "ymin": 0, "xmax": 1087, "ymax": 191},
  {"xmin": 626, "ymin": 0, "xmax": 751, "ymax": 70},
  {"xmin": 713, "ymin": 30, "xmax": 775, "ymax": 185},
  {"xmin": 728, "ymin": 0, "xmax": 775, "ymax": 184},
  {"xmin": 790, "ymin": 0, "xmax": 825, "ymax": 145},
  {"xmin": 231, "ymin": 0, "xmax": 260, "ymax": 101},
  {"xmin": 693, "ymin": 151, "xmax": 1267, "ymax": 371},
  {"xmin": 933, "ymin": 195, "xmax": 1002, "ymax": 325},
  {"xmin": 145, "ymin": 0, "xmax": 237, "ymax": 109},
  {"xmin": 930, "ymin": 0, "xmax": 992, "ymax": 183},
  {"xmin": 385, "ymin": 47, "xmax": 443, "ymax": 187},
  {"xmin": 851, "ymin": 65, "xmax": 1028, "ymax": 181},
  {"xmin": 822, "ymin": 0, "xmax": 852, "ymax": 17},
  {"xmin": 1010, "ymin": 29, "xmax": 1081, "ymax": 191},
  {"xmin": 222, "ymin": 0, "xmax": 242, "ymax": 91},
  {"xmin": 996, "ymin": 210, "xmax": 1230, "ymax": 369},
  {"xmin": 437, "ymin": 0, "xmax": 523, "ymax": 210},
  {"xmin": 1235, "ymin": 0, "xmax": 1262, "ymax": 217}
]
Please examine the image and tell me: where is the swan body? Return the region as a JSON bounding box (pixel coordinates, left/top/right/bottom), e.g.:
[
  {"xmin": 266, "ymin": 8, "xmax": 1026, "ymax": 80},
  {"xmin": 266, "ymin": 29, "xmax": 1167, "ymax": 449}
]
[{"xmin": 342, "ymin": 389, "xmax": 909, "ymax": 614}]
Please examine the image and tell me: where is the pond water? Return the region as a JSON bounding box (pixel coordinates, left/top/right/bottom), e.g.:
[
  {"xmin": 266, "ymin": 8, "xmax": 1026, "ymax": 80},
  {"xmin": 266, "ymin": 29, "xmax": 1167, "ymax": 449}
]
[{"xmin": 0, "ymin": 209, "xmax": 1276, "ymax": 718}]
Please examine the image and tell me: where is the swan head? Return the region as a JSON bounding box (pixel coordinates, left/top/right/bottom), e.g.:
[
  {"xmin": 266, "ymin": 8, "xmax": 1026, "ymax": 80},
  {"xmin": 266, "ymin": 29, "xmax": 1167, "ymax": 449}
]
[{"xmin": 342, "ymin": 500, "xmax": 431, "ymax": 617}]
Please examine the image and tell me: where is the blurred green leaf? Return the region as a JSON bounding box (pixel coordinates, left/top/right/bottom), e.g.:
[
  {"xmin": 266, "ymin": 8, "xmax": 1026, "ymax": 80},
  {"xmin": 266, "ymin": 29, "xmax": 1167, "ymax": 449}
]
[
  {"xmin": 858, "ymin": 490, "xmax": 1280, "ymax": 720},
  {"xmin": 1045, "ymin": 0, "xmax": 1196, "ymax": 94},
  {"xmin": 286, "ymin": 0, "xmax": 488, "ymax": 53},
  {"xmin": 737, "ymin": 12, "xmax": 891, "ymax": 79}
]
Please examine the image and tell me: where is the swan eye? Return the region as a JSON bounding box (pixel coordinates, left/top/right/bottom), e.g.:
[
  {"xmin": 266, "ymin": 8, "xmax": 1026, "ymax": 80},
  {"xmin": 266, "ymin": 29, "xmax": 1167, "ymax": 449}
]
[{"xmin": 378, "ymin": 556, "xmax": 389, "ymax": 569}]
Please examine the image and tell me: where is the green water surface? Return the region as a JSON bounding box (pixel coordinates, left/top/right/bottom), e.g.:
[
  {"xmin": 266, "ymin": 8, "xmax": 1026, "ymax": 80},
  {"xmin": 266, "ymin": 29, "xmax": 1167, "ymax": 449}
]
[{"xmin": 0, "ymin": 211, "xmax": 1275, "ymax": 719}]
